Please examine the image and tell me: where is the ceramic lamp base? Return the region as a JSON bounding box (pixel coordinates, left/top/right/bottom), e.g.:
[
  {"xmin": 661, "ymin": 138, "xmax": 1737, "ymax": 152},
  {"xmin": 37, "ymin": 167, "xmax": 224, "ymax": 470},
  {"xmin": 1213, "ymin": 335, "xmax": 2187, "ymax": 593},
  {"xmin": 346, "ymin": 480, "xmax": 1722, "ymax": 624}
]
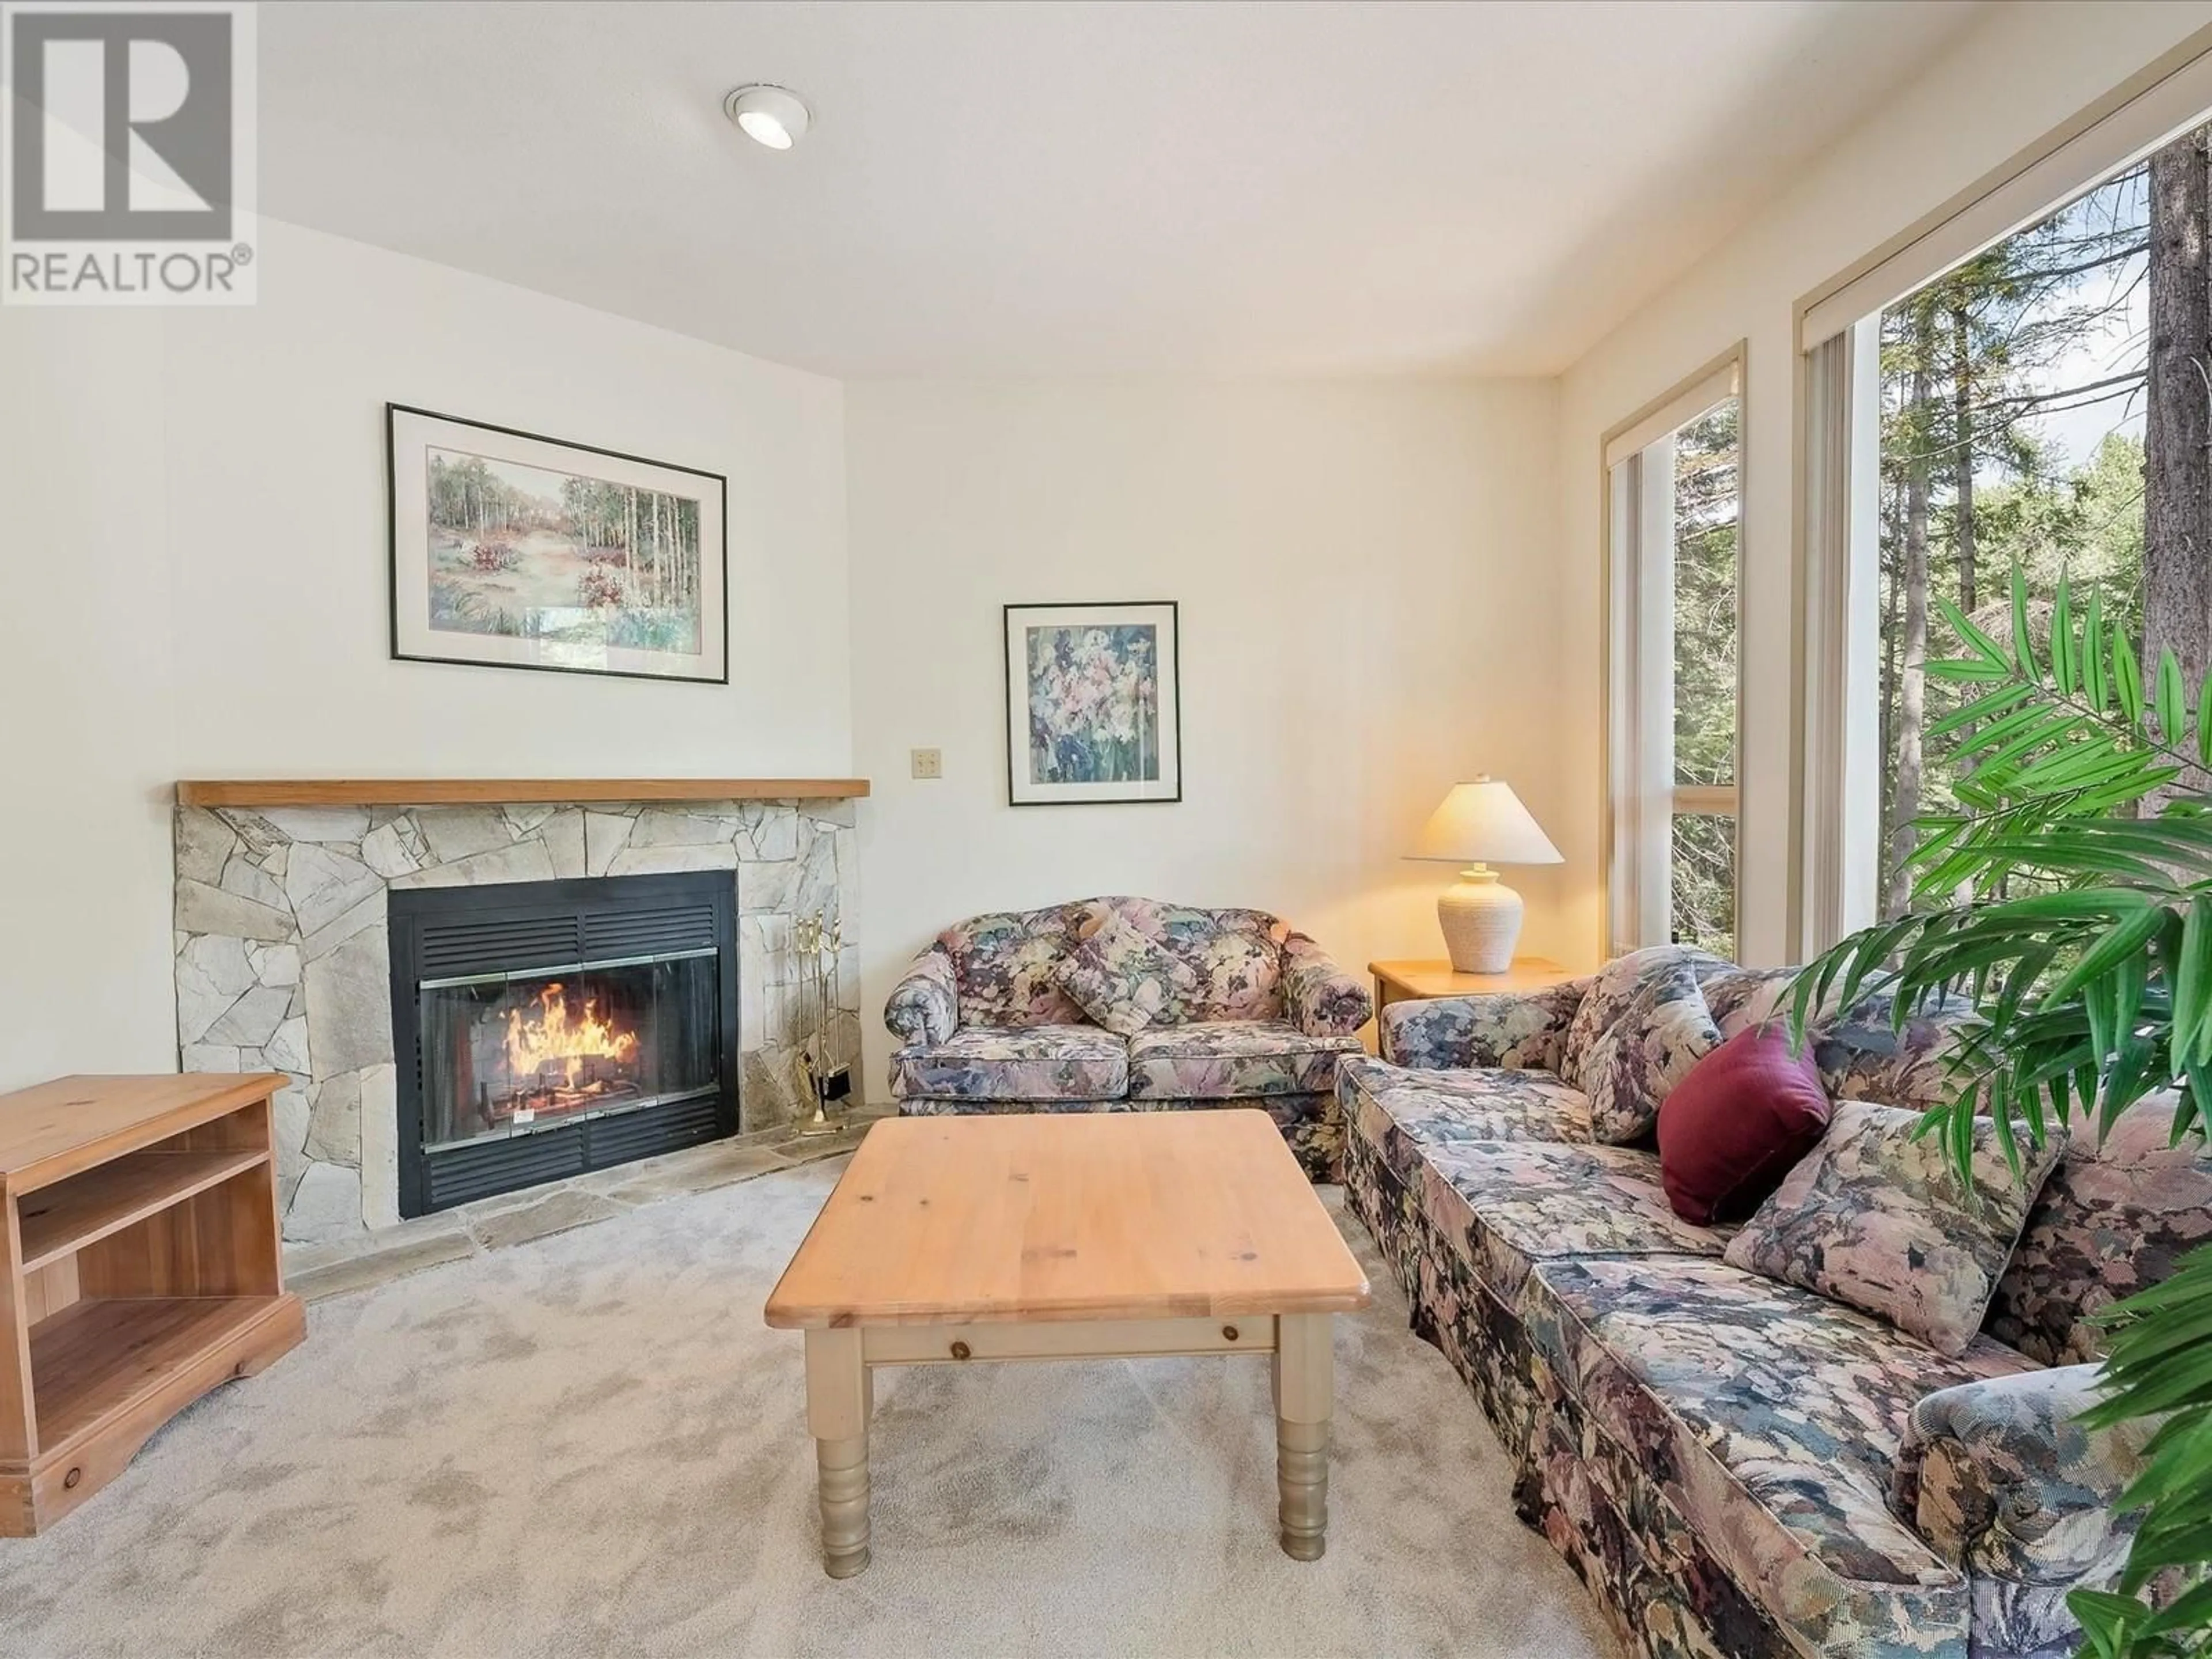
[{"xmin": 1436, "ymin": 866, "xmax": 1522, "ymax": 974}]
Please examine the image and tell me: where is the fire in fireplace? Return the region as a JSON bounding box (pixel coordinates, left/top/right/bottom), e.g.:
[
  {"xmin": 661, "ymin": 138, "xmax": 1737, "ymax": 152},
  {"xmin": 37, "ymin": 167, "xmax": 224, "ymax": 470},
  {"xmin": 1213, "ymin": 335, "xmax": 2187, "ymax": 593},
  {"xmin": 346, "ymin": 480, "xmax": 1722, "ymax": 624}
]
[
  {"xmin": 389, "ymin": 872, "xmax": 739, "ymax": 1215},
  {"xmin": 499, "ymin": 981, "xmax": 640, "ymax": 1109}
]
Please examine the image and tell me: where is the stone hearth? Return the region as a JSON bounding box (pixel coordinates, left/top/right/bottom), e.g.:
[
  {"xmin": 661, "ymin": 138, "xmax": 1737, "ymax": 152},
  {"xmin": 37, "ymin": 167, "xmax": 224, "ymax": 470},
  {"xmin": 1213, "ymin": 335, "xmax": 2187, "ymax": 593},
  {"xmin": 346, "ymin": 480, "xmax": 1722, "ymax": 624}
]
[{"xmin": 172, "ymin": 797, "xmax": 859, "ymax": 1246}]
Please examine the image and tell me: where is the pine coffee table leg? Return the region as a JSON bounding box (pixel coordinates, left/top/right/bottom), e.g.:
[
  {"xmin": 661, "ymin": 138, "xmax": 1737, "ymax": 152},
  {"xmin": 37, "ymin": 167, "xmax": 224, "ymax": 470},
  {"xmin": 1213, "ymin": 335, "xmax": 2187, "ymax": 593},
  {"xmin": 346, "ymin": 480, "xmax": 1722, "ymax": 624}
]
[
  {"xmin": 1274, "ymin": 1313, "xmax": 1334, "ymax": 1560},
  {"xmin": 806, "ymin": 1328, "xmax": 872, "ymax": 1578}
]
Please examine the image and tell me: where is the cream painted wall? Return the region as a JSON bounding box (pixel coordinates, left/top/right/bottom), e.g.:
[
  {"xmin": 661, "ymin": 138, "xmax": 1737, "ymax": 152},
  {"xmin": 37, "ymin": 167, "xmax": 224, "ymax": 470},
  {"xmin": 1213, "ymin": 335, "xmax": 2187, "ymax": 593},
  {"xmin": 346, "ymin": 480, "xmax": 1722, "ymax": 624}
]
[
  {"xmin": 1555, "ymin": 0, "xmax": 2212, "ymax": 968},
  {"xmin": 0, "ymin": 220, "xmax": 851, "ymax": 1093},
  {"xmin": 164, "ymin": 222, "xmax": 849, "ymax": 779},
  {"xmin": 1, "ymin": 313, "xmax": 179, "ymax": 1088},
  {"xmin": 844, "ymin": 379, "xmax": 1563, "ymax": 1090}
]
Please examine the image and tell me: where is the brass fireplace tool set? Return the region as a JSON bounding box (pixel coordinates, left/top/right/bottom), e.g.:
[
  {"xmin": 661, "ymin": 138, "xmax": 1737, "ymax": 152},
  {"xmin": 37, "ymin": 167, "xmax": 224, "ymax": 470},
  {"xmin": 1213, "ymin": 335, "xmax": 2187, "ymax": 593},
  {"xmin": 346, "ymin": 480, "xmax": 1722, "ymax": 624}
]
[{"xmin": 791, "ymin": 911, "xmax": 854, "ymax": 1137}]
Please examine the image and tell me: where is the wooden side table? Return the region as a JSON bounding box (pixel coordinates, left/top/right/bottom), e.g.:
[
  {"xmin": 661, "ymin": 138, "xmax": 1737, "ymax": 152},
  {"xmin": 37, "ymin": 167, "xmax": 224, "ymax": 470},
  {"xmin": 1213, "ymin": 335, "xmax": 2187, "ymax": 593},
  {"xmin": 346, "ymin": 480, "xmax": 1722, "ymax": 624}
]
[
  {"xmin": 1368, "ymin": 957, "xmax": 1574, "ymax": 1019},
  {"xmin": 1, "ymin": 1073, "xmax": 305, "ymax": 1535}
]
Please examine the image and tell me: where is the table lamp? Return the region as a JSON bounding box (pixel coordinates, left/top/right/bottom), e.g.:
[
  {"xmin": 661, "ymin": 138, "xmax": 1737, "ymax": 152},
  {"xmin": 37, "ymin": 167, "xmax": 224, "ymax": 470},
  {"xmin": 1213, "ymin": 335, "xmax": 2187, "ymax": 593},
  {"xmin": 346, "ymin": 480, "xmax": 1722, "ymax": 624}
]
[{"xmin": 1408, "ymin": 777, "xmax": 1563, "ymax": 973}]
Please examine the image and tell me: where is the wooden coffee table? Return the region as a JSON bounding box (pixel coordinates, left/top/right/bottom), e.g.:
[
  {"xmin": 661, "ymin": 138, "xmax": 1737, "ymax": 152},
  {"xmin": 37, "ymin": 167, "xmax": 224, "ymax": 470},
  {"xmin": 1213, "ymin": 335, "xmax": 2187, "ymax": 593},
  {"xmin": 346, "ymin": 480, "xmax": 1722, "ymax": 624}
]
[{"xmin": 764, "ymin": 1109, "xmax": 1372, "ymax": 1577}]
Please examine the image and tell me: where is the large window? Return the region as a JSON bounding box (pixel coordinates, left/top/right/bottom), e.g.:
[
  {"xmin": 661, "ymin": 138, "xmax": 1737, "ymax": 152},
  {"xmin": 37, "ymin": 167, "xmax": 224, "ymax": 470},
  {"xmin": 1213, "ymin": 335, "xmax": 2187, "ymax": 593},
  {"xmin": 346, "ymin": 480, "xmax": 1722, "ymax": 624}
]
[
  {"xmin": 1871, "ymin": 147, "xmax": 2168, "ymax": 918},
  {"xmin": 1606, "ymin": 363, "xmax": 1741, "ymax": 958},
  {"xmin": 1795, "ymin": 46, "xmax": 2212, "ymax": 953}
]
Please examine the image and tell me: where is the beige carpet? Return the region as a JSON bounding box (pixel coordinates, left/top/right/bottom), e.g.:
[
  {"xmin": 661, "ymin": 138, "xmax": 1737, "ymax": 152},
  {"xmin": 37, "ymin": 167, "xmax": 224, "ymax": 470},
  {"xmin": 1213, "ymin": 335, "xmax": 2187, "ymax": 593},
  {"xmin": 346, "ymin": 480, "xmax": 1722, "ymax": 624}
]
[{"xmin": 0, "ymin": 1159, "xmax": 1616, "ymax": 1659}]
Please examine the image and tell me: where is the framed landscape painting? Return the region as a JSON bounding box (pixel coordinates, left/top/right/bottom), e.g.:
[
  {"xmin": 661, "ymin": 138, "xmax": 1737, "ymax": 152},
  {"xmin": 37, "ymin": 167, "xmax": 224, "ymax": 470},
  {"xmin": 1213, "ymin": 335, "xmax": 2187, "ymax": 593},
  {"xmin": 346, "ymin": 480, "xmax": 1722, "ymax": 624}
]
[
  {"xmin": 1003, "ymin": 600, "xmax": 1181, "ymax": 806},
  {"xmin": 387, "ymin": 404, "xmax": 728, "ymax": 683}
]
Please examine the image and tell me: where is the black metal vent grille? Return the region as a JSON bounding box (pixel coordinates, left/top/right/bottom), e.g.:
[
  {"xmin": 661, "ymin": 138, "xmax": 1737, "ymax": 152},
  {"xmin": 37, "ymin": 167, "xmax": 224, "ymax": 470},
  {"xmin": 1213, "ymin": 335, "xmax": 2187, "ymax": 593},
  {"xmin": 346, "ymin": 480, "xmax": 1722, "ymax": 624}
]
[
  {"xmin": 584, "ymin": 904, "xmax": 719, "ymax": 961},
  {"xmin": 414, "ymin": 903, "xmax": 719, "ymax": 980},
  {"xmin": 428, "ymin": 1128, "xmax": 585, "ymax": 1209},
  {"xmin": 418, "ymin": 915, "xmax": 581, "ymax": 979},
  {"xmin": 423, "ymin": 1097, "xmax": 725, "ymax": 1210},
  {"xmin": 589, "ymin": 1094, "xmax": 724, "ymax": 1163}
]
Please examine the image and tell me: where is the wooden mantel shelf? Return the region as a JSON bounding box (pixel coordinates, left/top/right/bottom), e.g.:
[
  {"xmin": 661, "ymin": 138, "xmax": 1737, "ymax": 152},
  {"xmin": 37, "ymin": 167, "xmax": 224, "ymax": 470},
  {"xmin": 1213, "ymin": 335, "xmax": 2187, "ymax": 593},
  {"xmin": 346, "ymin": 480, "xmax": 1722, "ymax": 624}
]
[{"xmin": 176, "ymin": 778, "xmax": 872, "ymax": 808}]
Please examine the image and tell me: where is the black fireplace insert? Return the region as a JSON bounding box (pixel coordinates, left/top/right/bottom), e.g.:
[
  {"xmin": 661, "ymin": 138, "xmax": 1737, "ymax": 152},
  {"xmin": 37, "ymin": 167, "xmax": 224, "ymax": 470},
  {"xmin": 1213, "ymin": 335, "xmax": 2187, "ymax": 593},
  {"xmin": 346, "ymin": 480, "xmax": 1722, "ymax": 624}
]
[{"xmin": 388, "ymin": 872, "xmax": 739, "ymax": 1217}]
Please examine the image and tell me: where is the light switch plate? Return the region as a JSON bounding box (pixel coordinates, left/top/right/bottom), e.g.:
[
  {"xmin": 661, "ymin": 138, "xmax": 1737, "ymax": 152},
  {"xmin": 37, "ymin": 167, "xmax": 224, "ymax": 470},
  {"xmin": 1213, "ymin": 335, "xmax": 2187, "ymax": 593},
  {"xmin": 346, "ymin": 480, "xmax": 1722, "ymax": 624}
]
[{"xmin": 910, "ymin": 747, "xmax": 943, "ymax": 779}]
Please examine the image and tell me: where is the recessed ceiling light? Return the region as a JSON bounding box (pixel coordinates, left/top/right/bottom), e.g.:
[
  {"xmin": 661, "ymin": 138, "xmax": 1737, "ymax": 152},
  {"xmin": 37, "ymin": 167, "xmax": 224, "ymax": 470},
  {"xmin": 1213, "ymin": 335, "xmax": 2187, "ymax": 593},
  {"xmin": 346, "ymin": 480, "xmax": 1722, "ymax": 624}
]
[{"xmin": 724, "ymin": 85, "xmax": 811, "ymax": 151}]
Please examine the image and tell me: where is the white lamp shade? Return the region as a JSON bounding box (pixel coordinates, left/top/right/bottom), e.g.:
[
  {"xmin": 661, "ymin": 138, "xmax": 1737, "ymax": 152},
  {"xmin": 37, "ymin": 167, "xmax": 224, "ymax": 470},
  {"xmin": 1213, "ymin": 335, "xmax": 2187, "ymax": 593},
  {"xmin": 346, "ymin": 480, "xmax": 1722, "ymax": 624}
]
[{"xmin": 1410, "ymin": 777, "xmax": 1562, "ymax": 866}]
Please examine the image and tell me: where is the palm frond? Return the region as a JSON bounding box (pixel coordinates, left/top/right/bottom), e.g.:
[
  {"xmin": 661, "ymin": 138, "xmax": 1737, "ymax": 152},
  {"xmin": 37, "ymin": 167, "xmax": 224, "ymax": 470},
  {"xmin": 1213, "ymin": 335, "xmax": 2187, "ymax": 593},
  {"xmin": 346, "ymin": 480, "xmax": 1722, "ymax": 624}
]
[{"xmin": 1791, "ymin": 570, "xmax": 2212, "ymax": 1659}]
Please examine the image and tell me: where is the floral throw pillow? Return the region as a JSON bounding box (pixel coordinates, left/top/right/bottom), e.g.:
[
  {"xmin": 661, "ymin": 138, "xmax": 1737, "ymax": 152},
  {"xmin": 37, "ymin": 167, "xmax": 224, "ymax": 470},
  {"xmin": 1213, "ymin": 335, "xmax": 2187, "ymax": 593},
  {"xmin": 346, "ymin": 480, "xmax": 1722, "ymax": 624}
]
[
  {"xmin": 1723, "ymin": 1100, "xmax": 2067, "ymax": 1357},
  {"xmin": 1580, "ymin": 956, "xmax": 1720, "ymax": 1144},
  {"xmin": 1055, "ymin": 914, "xmax": 1200, "ymax": 1036},
  {"xmin": 1562, "ymin": 944, "xmax": 1701, "ymax": 1092}
]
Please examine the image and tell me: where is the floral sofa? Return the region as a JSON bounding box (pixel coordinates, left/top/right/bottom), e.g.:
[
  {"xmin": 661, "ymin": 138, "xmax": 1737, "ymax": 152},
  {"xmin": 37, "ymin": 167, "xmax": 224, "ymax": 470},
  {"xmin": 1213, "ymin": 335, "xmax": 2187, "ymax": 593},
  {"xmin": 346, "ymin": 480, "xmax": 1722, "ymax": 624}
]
[
  {"xmin": 884, "ymin": 897, "xmax": 1373, "ymax": 1178},
  {"xmin": 1342, "ymin": 944, "xmax": 2211, "ymax": 1659}
]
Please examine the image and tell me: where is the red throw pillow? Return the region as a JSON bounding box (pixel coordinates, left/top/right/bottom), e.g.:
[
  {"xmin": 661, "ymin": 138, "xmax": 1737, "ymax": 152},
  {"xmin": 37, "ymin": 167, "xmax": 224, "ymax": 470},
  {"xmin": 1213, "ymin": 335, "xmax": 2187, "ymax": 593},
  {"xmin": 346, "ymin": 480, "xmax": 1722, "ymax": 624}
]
[{"xmin": 1657, "ymin": 1027, "xmax": 1831, "ymax": 1226}]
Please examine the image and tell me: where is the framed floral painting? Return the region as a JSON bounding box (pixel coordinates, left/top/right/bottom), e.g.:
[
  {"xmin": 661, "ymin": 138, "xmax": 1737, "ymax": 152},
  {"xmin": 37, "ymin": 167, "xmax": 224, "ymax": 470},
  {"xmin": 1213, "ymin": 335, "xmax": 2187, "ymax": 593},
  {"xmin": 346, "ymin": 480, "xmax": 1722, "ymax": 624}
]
[
  {"xmin": 1003, "ymin": 601, "xmax": 1181, "ymax": 806},
  {"xmin": 387, "ymin": 404, "xmax": 728, "ymax": 683}
]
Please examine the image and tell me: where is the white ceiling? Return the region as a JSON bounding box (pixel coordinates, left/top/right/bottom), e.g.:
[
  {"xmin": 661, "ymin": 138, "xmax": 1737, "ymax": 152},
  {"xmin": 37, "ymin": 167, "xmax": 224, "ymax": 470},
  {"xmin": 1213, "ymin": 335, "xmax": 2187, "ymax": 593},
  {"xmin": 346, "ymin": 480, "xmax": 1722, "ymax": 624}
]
[{"xmin": 260, "ymin": 0, "xmax": 1991, "ymax": 378}]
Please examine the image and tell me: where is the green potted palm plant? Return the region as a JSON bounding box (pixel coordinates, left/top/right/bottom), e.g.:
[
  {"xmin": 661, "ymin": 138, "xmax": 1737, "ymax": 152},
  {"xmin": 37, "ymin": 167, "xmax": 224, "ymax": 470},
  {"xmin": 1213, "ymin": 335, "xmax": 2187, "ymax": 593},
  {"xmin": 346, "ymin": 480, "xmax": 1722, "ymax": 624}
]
[{"xmin": 1792, "ymin": 570, "xmax": 2212, "ymax": 1658}]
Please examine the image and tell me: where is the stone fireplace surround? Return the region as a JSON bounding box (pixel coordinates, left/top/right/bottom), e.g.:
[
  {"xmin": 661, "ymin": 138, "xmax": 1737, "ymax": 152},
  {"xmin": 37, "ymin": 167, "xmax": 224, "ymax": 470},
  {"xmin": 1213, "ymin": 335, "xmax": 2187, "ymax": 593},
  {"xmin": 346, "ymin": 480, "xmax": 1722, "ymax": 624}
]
[{"xmin": 172, "ymin": 791, "xmax": 860, "ymax": 1247}]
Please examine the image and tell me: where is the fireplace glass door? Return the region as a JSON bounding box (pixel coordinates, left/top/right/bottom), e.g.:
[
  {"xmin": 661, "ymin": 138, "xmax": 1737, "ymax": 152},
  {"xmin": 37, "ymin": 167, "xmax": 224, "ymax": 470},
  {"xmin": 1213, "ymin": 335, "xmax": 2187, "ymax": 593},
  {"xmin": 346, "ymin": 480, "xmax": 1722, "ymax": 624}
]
[{"xmin": 418, "ymin": 951, "xmax": 719, "ymax": 1151}]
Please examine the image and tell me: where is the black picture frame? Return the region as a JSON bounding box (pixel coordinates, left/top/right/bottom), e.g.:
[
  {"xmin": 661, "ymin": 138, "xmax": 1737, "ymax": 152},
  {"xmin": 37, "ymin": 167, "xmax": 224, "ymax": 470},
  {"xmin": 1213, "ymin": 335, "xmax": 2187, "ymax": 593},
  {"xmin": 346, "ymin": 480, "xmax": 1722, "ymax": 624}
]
[
  {"xmin": 1002, "ymin": 599, "xmax": 1183, "ymax": 807},
  {"xmin": 385, "ymin": 402, "xmax": 730, "ymax": 685}
]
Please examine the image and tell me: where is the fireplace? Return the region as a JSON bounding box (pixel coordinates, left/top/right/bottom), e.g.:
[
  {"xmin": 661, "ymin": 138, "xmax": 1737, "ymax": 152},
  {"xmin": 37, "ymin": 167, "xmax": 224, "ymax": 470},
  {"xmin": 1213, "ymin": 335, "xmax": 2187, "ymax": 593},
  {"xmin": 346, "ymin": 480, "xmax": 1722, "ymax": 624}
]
[{"xmin": 388, "ymin": 872, "xmax": 740, "ymax": 1217}]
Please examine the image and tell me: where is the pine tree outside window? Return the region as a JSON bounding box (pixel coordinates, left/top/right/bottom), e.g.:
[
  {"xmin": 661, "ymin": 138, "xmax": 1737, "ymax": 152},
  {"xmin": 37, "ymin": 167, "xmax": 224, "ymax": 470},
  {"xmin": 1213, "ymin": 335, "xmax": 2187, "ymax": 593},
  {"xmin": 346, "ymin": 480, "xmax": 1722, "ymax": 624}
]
[{"xmin": 1870, "ymin": 163, "xmax": 2156, "ymax": 923}]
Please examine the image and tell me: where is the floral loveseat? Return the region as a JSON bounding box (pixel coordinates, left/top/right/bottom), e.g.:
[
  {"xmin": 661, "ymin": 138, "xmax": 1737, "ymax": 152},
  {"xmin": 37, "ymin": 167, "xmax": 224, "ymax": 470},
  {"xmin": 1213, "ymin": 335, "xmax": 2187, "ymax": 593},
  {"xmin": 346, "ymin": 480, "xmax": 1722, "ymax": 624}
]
[
  {"xmin": 884, "ymin": 897, "xmax": 1372, "ymax": 1179},
  {"xmin": 1342, "ymin": 944, "xmax": 2211, "ymax": 1659}
]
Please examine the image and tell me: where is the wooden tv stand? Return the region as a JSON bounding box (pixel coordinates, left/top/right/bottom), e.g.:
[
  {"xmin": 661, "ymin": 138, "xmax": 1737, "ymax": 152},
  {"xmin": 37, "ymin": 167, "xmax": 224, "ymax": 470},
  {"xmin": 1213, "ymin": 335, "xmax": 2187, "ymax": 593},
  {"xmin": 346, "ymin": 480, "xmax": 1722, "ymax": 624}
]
[{"xmin": 1, "ymin": 1074, "xmax": 305, "ymax": 1535}]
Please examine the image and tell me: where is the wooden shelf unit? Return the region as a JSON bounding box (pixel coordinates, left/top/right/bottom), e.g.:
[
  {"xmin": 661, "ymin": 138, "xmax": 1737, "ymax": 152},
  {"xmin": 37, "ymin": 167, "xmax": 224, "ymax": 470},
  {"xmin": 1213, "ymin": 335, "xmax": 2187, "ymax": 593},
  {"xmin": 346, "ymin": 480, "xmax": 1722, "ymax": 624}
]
[
  {"xmin": 1, "ymin": 1075, "xmax": 305, "ymax": 1536},
  {"xmin": 17, "ymin": 1147, "xmax": 270, "ymax": 1273},
  {"xmin": 30, "ymin": 1297, "xmax": 278, "ymax": 1450}
]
